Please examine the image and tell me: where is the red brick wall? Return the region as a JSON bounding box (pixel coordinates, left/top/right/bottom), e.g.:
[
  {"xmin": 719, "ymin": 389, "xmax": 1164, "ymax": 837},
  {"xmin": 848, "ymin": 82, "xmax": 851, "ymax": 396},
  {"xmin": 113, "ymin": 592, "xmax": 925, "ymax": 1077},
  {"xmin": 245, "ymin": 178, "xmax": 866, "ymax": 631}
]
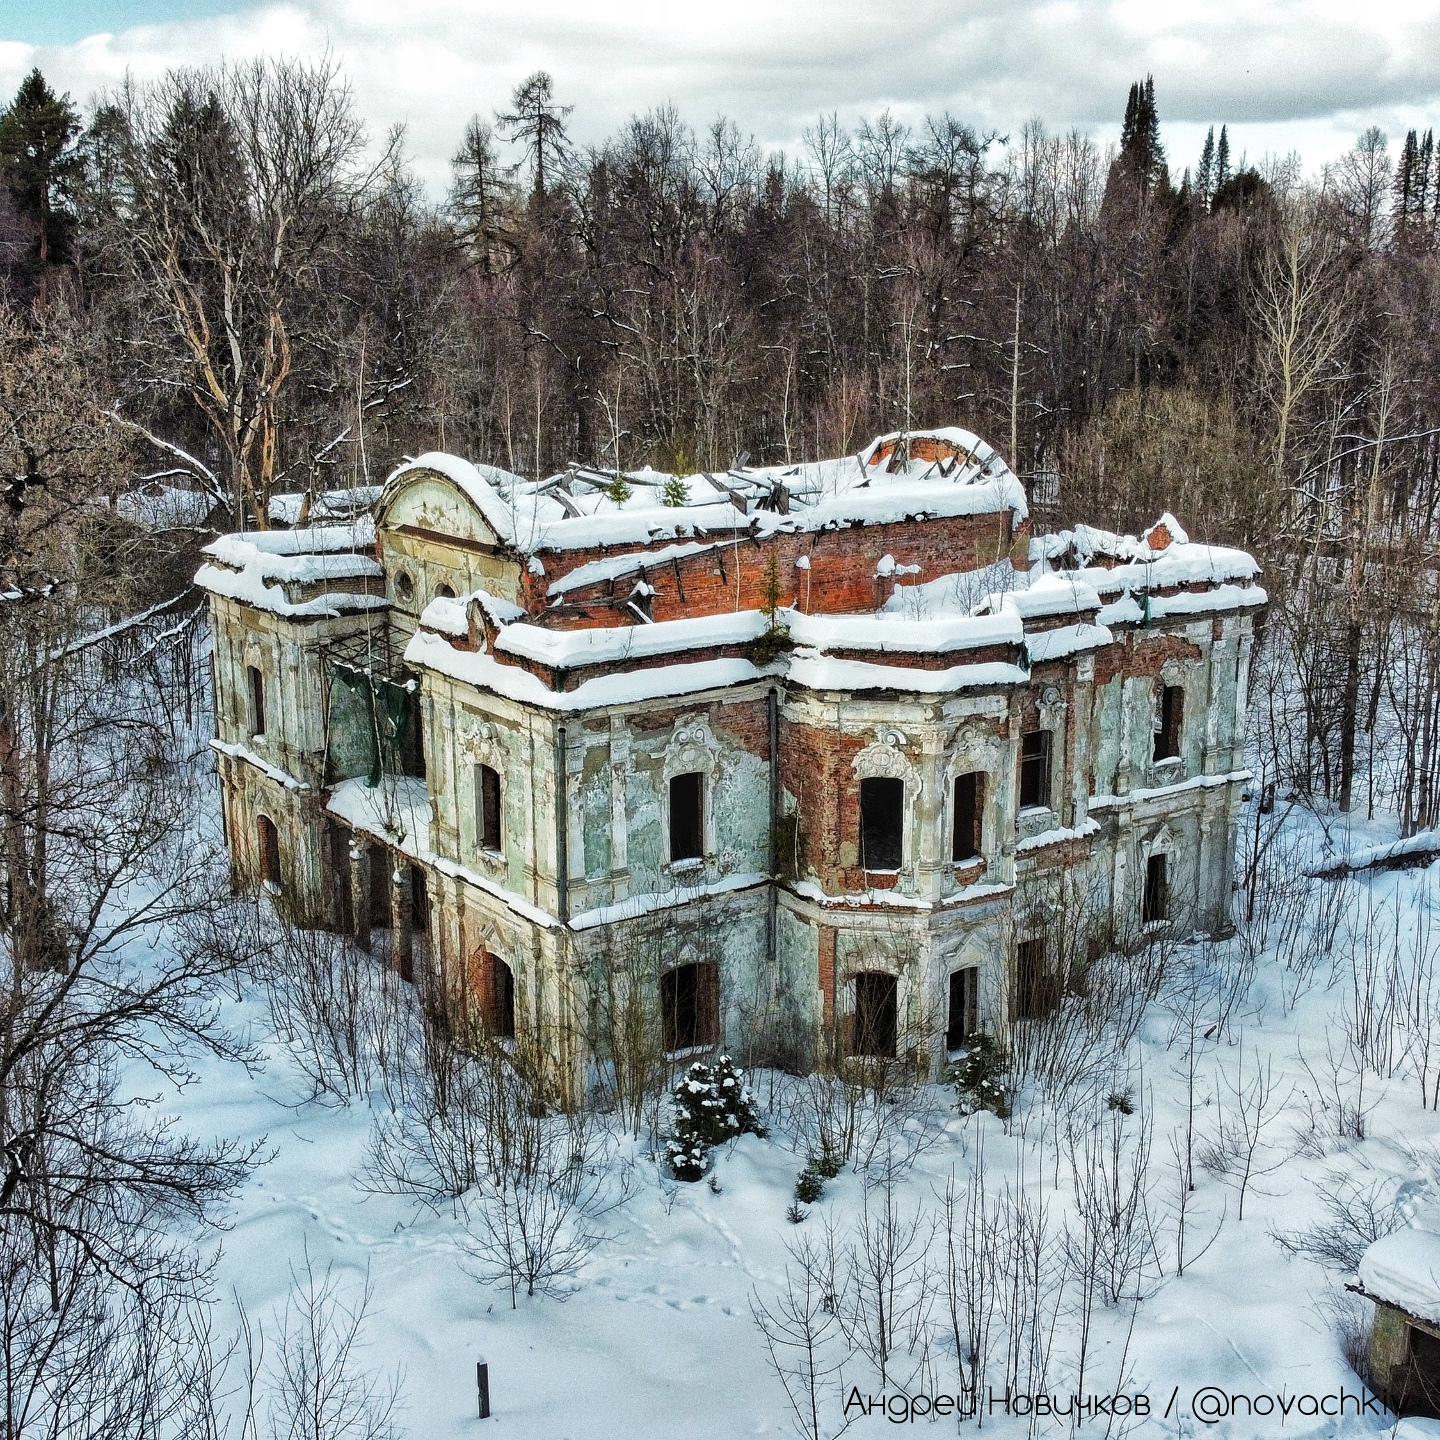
[
  {"xmin": 1093, "ymin": 632, "xmax": 1203, "ymax": 685},
  {"xmin": 818, "ymin": 923, "xmax": 836, "ymax": 1027},
  {"xmin": 522, "ymin": 509, "xmax": 1027, "ymax": 628}
]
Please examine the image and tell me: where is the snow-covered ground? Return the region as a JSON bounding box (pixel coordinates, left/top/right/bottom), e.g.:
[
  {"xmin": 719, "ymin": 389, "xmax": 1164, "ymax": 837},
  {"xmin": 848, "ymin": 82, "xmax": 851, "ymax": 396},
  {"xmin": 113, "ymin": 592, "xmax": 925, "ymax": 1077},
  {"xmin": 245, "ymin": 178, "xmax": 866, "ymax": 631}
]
[{"xmin": 145, "ymin": 800, "xmax": 1440, "ymax": 1437}]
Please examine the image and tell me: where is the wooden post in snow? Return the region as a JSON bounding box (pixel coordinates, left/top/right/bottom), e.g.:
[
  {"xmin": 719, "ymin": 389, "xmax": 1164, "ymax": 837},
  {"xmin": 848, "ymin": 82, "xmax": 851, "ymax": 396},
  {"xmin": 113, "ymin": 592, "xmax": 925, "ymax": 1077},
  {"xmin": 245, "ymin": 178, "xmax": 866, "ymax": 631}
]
[{"xmin": 476, "ymin": 1357, "xmax": 491, "ymax": 1419}]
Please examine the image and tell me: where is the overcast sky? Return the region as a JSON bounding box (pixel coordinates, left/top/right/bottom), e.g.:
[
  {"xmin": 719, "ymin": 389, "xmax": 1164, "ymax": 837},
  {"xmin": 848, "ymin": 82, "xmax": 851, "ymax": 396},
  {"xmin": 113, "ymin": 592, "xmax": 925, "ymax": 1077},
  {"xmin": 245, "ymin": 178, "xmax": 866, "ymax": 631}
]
[{"xmin": 4, "ymin": 0, "xmax": 1440, "ymax": 197}]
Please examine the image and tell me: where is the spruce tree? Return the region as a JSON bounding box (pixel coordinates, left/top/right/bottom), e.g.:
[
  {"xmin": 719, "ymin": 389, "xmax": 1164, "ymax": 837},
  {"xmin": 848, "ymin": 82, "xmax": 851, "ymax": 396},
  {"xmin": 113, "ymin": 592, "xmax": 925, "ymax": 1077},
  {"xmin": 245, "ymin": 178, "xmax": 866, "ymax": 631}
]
[
  {"xmin": 0, "ymin": 69, "xmax": 82, "ymax": 305},
  {"xmin": 1115, "ymin": 75, "xmax": 1169, "ymax": 199},
  {"xmin": 1393, "ymin": 128, "xmax": 1423, "ymax": 240},
  {"xmin": 1216, "ymin": 126, "xmax": 1231, "ymax": 189},
  {"xmin": 1197, "ymin": 127, "xmax": 1215, "ymax": 208},
  {"xmin": 450, "ymin": 116, "xmax": 512, "ymax": 274}
]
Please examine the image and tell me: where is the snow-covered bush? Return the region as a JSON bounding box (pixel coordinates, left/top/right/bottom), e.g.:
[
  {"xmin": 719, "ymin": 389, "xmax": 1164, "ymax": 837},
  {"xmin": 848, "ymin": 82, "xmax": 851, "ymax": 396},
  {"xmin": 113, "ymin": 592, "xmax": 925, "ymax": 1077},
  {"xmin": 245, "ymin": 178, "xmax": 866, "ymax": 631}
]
[
  {"xmin": 948, "ymin": 1032, "xmax": 1011, "ymax": 1119},
  {"xmin": 666, "ymin": 1055, "xmax": 765, "ymax": 1181}
]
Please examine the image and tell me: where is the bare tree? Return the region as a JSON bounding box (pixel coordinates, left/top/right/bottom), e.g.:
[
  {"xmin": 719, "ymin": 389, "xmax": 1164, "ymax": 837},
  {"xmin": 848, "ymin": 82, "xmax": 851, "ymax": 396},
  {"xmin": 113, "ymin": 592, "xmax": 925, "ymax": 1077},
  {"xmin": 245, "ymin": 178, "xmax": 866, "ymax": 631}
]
[{"xmin": 109, "ymin": 57, "xmax": 393, "ymax": 529}]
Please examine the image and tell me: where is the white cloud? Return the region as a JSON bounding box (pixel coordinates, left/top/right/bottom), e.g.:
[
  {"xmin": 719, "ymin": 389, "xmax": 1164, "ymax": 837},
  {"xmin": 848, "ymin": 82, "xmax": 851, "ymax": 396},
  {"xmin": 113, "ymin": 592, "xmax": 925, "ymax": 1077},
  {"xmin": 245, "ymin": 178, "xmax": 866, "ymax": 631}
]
[{"xmin": 4, "ymin": 0, "xmax": 1440, "ymax": 194}]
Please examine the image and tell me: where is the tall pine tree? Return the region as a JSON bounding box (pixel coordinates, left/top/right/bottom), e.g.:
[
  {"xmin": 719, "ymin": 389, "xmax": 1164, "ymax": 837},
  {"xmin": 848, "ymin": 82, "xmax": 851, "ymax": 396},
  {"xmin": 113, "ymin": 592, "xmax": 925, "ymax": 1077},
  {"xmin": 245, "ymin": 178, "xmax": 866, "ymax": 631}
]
[{"xmin": 0, "ymin": 69, "xmax": 82, "ymax": 306}]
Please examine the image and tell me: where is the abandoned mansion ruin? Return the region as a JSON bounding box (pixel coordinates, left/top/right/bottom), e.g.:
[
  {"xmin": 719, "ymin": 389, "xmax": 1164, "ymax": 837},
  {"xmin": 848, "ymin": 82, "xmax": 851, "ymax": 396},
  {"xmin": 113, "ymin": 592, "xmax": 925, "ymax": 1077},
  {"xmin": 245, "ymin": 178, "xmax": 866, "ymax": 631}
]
[{"xmin": 199, "ymin": 428, "xmax": 1265, "ymax": 1082}]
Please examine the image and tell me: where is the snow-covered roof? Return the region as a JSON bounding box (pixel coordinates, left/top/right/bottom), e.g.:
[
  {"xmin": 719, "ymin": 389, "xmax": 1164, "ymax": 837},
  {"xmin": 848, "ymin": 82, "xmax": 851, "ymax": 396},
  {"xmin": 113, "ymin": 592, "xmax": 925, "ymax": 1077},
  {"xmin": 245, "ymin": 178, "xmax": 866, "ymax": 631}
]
[
  {"xmin": 788, "ymin": 609, "xmax": 1020, "ymax": 654},
  {"xmin": 382, "ymin": 427, "xmax": 1028, "ymax": 561},
  {"xmin": 1072, "ymin": 544, "xmax": 1259, "ymax": 595},
  {"xmin": 268, "ymin": 485, "xmax": 383, "ymax": 527},
  {"xmin": 497, "ymin": 611, "xmax": 769, "ymax": 668},
  {"xmin": 980, "ymin": 572, "xmax": 1102, "ymax": 620},
  {"xmin": 195, "ymin": 521, "xmax": 385, "ymax": 619},
  {"xmin": 1358, "ymin": 1229, "xmax": 1440, "ymax": 1323},
  {"xmin": 115, "ymin": 482, "xmax": 214, "ymax": 530},
  {"xmin": 488, "ymin": 605, "xmax": 1022, "ymax": 672}
]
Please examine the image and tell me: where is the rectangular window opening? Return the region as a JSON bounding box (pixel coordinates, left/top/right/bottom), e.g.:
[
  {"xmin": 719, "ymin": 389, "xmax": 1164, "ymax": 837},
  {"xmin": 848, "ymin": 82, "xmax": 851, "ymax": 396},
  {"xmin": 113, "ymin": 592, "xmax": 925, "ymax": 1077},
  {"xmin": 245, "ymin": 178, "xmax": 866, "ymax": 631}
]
[
  {"xmin": 1154, "ymin": 685, "xmax": 1184, "ymax": 761},
  {"xmin": 859, "ymin": 776, "xmax": 904, "ymax": 871},
  {"xmin": 369, "ymin": 843, "xmax": 391, "ymax": 929},
  {"xmin": 946, "ymin": 967, "xmax": 979, "ymax": 1051},
  {"xmin": 1013, "ymin": 937, "xmax": 1057, "ymax": 1021},
  {"xmin": 669, "ymin": 771, "xmax": 704, "ymax": 862},
  {"xmin": 258, "ymin": 815, "xmax": 281, "ymax": 888},
  {"xmin": 402, "ymin": 691, "xmax": 426, "ymax": 779},
  {"xmin": 410, "ymin": 865, "xmax": 430, "ymax": 934},
  {"xmin": 1018, "ymin": 729, "xmax": 1052, "ymax": 810},
  {"xmin": 1143, "ymin": 853, "xmax": 1169, "ymax": 924},
  {"xmin": 852, "ymin": 971, "xmax": 899, "ymax": 1058},
  {"xmin": 953, "ymin": 772, "xmax": 983, "ymax": 862},
  {"xmin": 246, "ymin": 665, "xmax": 265, "ymax": 736},
  {"xmin": 661, "ymin": 962, "xmax": 718, "ymax": 1051},
  {"xmin": 476, "ymin": 764, "xmax": 502, "ymax": 853}
]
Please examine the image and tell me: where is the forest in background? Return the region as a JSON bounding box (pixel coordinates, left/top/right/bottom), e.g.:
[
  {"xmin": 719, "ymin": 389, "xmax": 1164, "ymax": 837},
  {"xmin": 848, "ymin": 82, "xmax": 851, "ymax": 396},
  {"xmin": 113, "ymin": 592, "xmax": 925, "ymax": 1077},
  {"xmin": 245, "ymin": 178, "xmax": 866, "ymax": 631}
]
[{"xmin": 3, "ymin": 61, "xmax": 1440, "ymax": 828}]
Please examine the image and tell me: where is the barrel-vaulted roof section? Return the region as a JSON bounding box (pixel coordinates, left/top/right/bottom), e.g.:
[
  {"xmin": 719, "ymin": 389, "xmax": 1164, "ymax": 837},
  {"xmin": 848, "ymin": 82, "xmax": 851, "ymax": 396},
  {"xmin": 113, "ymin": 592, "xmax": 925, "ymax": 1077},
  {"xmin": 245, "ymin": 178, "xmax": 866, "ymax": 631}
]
[{"xmin": 379, "ymin": 429, "xmax": 1029, "ymax": 562}]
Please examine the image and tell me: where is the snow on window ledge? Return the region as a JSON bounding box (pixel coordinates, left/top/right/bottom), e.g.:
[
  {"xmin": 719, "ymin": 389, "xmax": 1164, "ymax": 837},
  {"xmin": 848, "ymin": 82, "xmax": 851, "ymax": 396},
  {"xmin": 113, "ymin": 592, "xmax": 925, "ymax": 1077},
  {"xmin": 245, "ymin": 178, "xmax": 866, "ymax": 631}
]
[
  {"xmin": 667, "ymin": 857, "xmax": 705, "ymax": 874},
  {"xmin": 665, "ymin": 1042, "xmax": 717, "ymax": 1062}
]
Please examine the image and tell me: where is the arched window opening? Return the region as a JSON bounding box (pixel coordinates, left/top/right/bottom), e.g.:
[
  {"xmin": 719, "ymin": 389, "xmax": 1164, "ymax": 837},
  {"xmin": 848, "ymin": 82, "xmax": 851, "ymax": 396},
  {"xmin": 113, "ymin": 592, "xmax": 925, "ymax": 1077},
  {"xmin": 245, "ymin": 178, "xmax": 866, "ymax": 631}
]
[
  {"xmin": 490, "ymin": 954, "xmax": 516, "ymax": 1039},
  {"xmin": 859, "ymin": 777, "xmax": 903, "ymax": 870},
  {"xmin": 394, "ymin": 570, "xmax": 414, "ymax": 602},
  {"xmin": 434, "ymin": 582, "xmax": 456, "ymax": 600},
  {"xmin": 661, "ymin": 961, "xmax": 718, "ymax": 1052},
  {"xmin": 476, "ymin": 764, "xmax": 502, "ymax": 853},
  {"xmin": 246, "ymin": 665, "xmax": 265, "ymax": 736},
  {"xmin": 669, "ymin": 771, "xmax": 704, "ymax": 863},
  {"xmin": 952, "ymin": 772, "xmax": 984, "ymax": 862},
  {"xmin": 257, "ymin": 815, "xmax": 281, "ymax": 889},
  {"xmin": 850, "ymin": 971, "xmax": 898, "ymax": 1058}
]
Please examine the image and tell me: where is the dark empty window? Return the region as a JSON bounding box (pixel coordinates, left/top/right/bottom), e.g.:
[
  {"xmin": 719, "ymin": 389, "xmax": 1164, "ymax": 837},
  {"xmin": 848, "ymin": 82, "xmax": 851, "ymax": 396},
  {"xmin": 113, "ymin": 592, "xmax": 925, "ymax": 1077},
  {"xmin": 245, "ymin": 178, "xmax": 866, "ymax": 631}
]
[
  {"xmin": 851, "ymin": 972, "xmax": 898, "ymax": 1058},
  {"xmin": 400, "ymin": 690, "xmax": 426, "ymax": 780},
  {"xmin": 860, "ymin": 776, "xmax": 904, "ymax": 870},
  {"xmin": 395, "ymin": 571, "xmax": 414, "ymax": 602},
  {"xmin": 327, "ymin": 821, "xmax": 353, "ymax": 934},
  {"xmin": 257, "ymin": 815, "xmax": 281, "ymax": 888},
  {"xmin": 1154, "ymin": 685, "xmax": 1184, "ymax": 761},
  {"xmin": 946, "ymin": 967, "xmax": 979, "ymax": 1051},
  {"xmin": 1018, "ymin": 729, "xmax": 1052, "ymax": 810},
  {"xmin": 669, "ymin": 771, "xmax": 704, "ymax": 862},
  {"xmin": 434, "ymin": 582, "xmax": 456, "ymax": 600},
  {"xmin": 953, "ymin": 772, "xmax": 984, "ymax": 861},
  {"xmin": 476, "ymin": 764, "xmax": 502, "ymax": 852},
  {"xmin": 1012, "ymin": 937, "xmax": 1057, "ymax": 1021},
  {"xmin": 246, "ymin": 665, "xmax": 266, "ymax": 736},
  {"xmin": 410, "ymin": 865, "xmax": 430, "ymax": 935},
  {"xmin": 661, "ymin": 962, "xmax": 718, "ymax": 1052},
  {"xmin": 1143, "ymin": 853, "xmax": 1169, "ymax": 923},
  {"xmin": 1407, "ymin": 1325, "xmax": 1440, "ymax": 1412},
  {"xmin": 491, "ymin": 955, "xmax": 516, "ymax": 1040},
  {"xmin": 369, "ymin": 843, "xmax": 391, "ymax": 928}
]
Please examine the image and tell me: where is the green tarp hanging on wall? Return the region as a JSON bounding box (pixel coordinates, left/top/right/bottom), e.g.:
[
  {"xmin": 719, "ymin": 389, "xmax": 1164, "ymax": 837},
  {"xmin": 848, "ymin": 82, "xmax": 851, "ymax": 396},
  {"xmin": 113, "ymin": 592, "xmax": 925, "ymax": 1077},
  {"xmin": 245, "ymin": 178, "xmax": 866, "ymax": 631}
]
[{"xmin": 327, "ymin": 662, "xmax": 420, "ymax": 787}]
